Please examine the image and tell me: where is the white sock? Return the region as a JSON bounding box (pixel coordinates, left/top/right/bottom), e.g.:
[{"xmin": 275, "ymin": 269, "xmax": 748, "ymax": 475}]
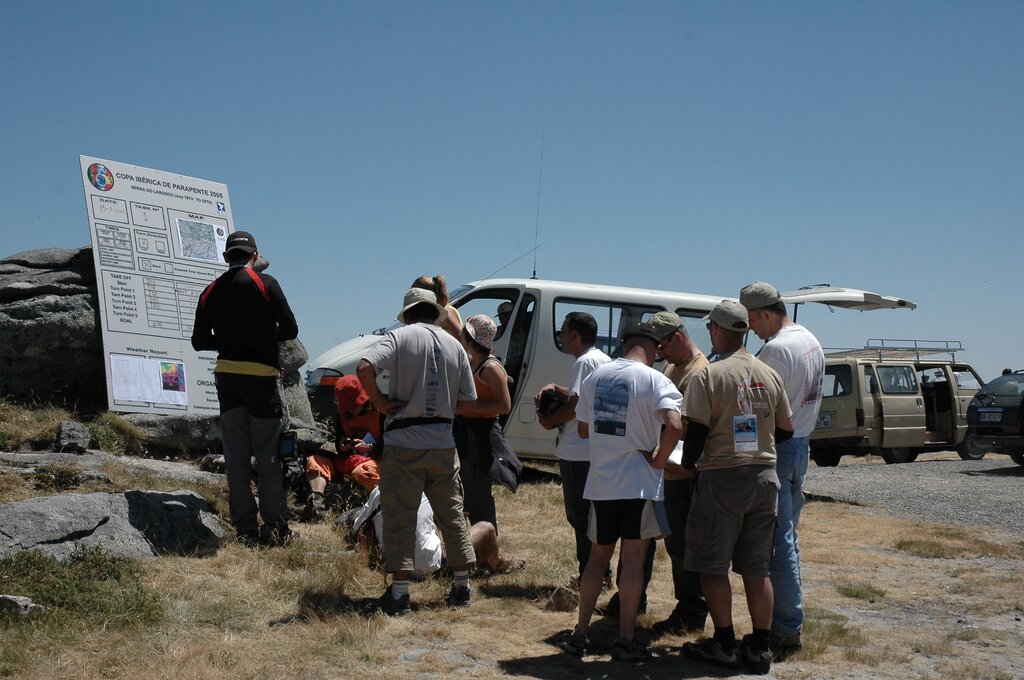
[{"xmin": 391, "ymin": 579, "xmax": 410, "ymax": 598}]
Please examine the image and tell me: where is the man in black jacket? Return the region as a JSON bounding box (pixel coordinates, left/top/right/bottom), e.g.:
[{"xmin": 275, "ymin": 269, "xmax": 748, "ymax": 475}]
[{"xmin": 191, "ymin": 230, "xmax": 299, "ymax": 546}]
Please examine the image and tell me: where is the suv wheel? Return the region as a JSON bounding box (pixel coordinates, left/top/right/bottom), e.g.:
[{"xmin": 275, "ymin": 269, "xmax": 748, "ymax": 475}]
[
  {"xmin": 1009, "ymin": 451, "xmax": 1024, "ymax": 467},
  {"xmin": 812, "ymin": 451, "xmax": 842, "ymax": 467},
  {"xmin": 881, "ymin": 447, "xmax": 917, "ymax": 464},
  {"xmin": 956, "ymin": 432, "xmax": 989, "ymax": 461}
]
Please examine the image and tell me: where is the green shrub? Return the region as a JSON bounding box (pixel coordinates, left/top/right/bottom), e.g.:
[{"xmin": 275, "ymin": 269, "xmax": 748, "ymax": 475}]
[
  {"xmin": 0, "ymin": 545, "xmax": 162, "ymax": 628},
  {"xmin": 86, "ymin": 412, "xmax": 147, "ymax": 455}
]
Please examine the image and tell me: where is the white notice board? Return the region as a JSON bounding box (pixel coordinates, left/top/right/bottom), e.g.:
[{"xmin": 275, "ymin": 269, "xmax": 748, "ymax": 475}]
[{"xmin": 80, "ymin": 156, "xmax": 232, "ymax": 415}]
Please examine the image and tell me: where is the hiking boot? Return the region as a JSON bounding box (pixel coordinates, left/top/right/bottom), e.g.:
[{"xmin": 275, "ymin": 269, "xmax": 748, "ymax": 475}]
[
  {"xmin": 260, "ymin": 524, "xmax": 299, "ymax": 547},
  {"xmin": 681, "ymin": 637, "xmax": 740, "ymax": 669},
  {"xmin": 236, "ymin": 530, "xmax": 262, "ymax": 548},
  {"xmin": 770, "ymin": 631, "xmax": 802, "ymax": 660},
  {"xmin": 651, "ymin": 606, "xmax": 706, "ymax": 636},
  {"xmin": 301, "ymin": 492, "xmax": 326, "ymax": 522},
  {"xmin": 445, "ymin": 584, "xmax": 471, "ymax": 607},
  {"xmin": 601, "ymin": 591, "xmax": 647, "ymax": 618},
  {"xmin": 371, "ymin": 585, "xmax": 411, "ymax": 616},
  {"xmin": 740, "ymin": 634, "xmax": 773, "ymax": 675}
]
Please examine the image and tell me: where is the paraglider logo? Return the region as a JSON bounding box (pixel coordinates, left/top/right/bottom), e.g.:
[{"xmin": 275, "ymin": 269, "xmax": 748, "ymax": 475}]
[{"xmin": 87, "ymin": 163, "xmax": 114, "ymax": 191}]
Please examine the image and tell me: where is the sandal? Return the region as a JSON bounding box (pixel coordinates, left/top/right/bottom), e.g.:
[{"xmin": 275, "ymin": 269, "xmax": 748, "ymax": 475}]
[
  {"xmin": 492, "ymin": 556, "xmax": 527, "ymax": 574},
  {"xmin": 554, "ymin": 629, "xmax": 589, "ymax": 657},
  {"xmin": 611, "ymin": 637, "xmax": 651, "ymax": 662}
]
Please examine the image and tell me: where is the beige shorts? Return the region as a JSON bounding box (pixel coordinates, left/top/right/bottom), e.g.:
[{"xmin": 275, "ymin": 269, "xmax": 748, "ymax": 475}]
[{"xmin": 683, "ymin": 465, "xmax": 779, "ymax": 576}]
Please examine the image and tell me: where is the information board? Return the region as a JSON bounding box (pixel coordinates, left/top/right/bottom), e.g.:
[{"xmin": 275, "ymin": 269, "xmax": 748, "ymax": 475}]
[{"xmin": 80, "ymin": 156, "xmax": 232, "ymax": 415}]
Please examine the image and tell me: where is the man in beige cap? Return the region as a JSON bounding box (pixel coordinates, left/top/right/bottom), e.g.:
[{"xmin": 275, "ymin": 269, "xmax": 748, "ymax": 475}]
[
  {"xmin": 357, "ymin": 287, "xmax": 478, "ymax": 615},
  {"xmin": 680, "ymin": 300, "xmax": 793, "ymax": 675},
  {"xmin": 739, "ymin": 281, "xmax": 824, "ymax": 657},
  {"xmin": 646, "ymin": 311, "xmax": 710, "ymax": 635}
]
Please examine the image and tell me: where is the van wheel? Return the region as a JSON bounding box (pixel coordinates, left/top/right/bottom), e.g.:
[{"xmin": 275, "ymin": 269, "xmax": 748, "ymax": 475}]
[
  {"xmin": 1009, "ymin": 451, "xmax": 1024, "ymax": 467},
  {"xmin": 957, "ymin": 433, "xmax": 989, "ymax": 461},
  {"xmin": 881, "ymin": 447, "xmax": 916, "ymax": 464},
  {"xmin": 812, "ymin": 452, "xmax": 842, "ymax": 467}
]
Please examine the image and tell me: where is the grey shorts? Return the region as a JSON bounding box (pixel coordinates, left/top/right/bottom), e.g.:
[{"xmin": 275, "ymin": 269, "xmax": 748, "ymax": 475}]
[{"xmin": 683, "ymin": 465, "xmax": 779, "ymax": 576}]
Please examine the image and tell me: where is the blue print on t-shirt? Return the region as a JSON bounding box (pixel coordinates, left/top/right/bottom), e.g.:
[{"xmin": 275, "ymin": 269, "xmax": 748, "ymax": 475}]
[{"xmin": 593, "ymin": 376, "xmax": 629, "ymax": 437}]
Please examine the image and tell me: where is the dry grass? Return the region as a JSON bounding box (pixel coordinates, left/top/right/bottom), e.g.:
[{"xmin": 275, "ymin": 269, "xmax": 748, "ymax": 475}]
[
  {"xmin": 0, "ymin": 399, "xmax": 71, "ymax": 451},
  {"xmin": 0, "ymin": 400, "xmax": 146, "ymax": 455},
  {"xmin": 1, "ymin": 461, "xmax": 1022, "ymax": 679}
]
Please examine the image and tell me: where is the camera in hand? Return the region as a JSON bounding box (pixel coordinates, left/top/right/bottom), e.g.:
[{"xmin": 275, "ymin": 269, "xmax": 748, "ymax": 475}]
[{"xmin": 537, "ymin": 390, "xmax": 568, "ymax": 417}]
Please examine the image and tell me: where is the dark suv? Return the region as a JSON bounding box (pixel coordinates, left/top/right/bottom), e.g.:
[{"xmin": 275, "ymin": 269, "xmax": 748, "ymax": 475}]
[{"xmin": 966, "ymin": 370, "xmax": 1024, "ymax": 466}]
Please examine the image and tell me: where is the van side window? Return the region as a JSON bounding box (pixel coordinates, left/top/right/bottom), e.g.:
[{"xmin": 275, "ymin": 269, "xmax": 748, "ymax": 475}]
[
  {"xmin": 822, "ymin": 365, "xmax": 853, "ymax": 398},
  {"xmin": 876, "ymin": 365, "xmax": 918, "ymax": 394},
  {"xmin": 453, "ymin": 288, "xmax": 520, "ymax": 331},
  {"xmin": 865, "ymin": 366, "xmax": 878, "ymax": 395},
  {"xmin": 553, "ymin": 299, "xmax": 663, "ymax": 359},
  {"xmin": 674, "ymin": 308, "xmax": 715, "ymax": 357},
  {"xmin": 951, "ymin": 365, "xmax": 982, "ymax": 390}
]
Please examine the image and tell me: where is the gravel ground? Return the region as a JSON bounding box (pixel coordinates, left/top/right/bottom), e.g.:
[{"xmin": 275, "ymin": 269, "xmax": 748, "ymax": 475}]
[{"xmin": 805, "ymin": 453, "xmax": 1024, "ymax": 539}]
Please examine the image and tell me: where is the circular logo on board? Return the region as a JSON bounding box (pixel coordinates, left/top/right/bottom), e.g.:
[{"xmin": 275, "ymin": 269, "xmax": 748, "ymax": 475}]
[{"xmin": 87, "ymin": 163, "xmax": 114, "ymax": 191}]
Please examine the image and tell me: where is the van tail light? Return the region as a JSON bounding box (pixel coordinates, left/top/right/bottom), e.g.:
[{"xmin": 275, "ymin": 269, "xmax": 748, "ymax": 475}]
[{"xmin": 856, "ymin": 408, "xmax": 864, "ymax": 427}]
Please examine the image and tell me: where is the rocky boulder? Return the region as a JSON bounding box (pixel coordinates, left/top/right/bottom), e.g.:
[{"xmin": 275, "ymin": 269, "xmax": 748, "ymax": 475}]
[
  {"xmin": 54, "ymin": 420, "xmax": 92, "ymax": 453},
  {"xmin": 0, "ymin": 489, "xmax": 227, "ymax": 560},
  {"xmin": 0, "ymin": 246, "xmax": 104, "ymax": 405},
  {"xmin": 120, "ymin": 413, "xmax": 221, "ymax": 455}
]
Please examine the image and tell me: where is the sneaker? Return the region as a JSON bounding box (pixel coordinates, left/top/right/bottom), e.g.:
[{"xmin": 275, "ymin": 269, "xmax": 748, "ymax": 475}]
[
  {"xmin": 651, "ymin": 606, "xmax": 706, "ymax": 636},
  {"xmin": 770, "ymin": 631, "xmax": 802, "ymax": 660},
  {"xmin": 601, "ymin": 592, "xmax": 648, "ymax": 618},
  {"xmin": 445, "ymin": 584, "xmax": 471, "ymax": 607},
  {"xmin": 370, "ymin": 585, "xmax": 411, "ymax": 616},
  {"xmin": 740, "ymin": 635, "xmax": 773, "ymax": 675},
  {"xmin": 682, "ymin": 637, "xmax": 740, "ymax": 669},
  {"xmin": 611, "ymin": 637, "xmax": 651, "ymax": 662}
]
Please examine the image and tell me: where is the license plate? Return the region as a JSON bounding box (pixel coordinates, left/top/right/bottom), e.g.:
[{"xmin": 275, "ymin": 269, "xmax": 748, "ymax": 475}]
[
  {"xmin": 816, "ymin": 412, "xmax": 833, "ymax": 428},
  {"xmin": 979, "ymin": 410, "xmax": 1002, "ymax": 423}
]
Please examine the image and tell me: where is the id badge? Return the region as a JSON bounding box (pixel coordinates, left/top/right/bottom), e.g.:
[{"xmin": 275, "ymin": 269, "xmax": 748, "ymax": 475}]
[{"xmin": 733, "ymin": 415, "xmax": 758, "ymax": 452}]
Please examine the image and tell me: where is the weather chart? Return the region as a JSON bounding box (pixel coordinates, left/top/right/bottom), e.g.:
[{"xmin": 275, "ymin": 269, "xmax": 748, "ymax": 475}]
[{"xmin": 80, "ymin": 156, "xmax": 233, "ymax": 415}]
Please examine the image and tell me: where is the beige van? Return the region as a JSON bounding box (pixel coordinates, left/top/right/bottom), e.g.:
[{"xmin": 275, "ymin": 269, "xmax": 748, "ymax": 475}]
[
  {"xmin": 307, "ymin": 280, "xmax": 914, "ymax": 460},
  {"xmin": 810, "ymin": 340, "xmax": 984, "ymax": 465}
]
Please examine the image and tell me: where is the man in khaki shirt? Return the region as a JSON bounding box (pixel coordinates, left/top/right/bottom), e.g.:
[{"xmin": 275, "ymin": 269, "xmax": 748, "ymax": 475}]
[
  {"xmin": 647, "ymin": 311, "xmax": 710, "ymax": 636},
  {"xmin": 680, "ymin": 300, "xmax": 793, "ymax": 675}
]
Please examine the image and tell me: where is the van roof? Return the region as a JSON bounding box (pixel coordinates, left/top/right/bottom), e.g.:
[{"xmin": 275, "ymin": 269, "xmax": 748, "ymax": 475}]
[
  {"xmin": 462, "ymin": 279, "xmax": 917, "ymax": 313},
  {"xmin": 463, "ymin": 278, "xmax": 726, "ymax": 307},
  {"xmin": 825, "ymin": 339, "xmax": 963, "ymax": 362}
]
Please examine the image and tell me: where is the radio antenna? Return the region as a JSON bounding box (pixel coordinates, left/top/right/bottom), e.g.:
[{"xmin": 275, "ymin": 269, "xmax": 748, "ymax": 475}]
[
  {"xmin": 531, "ymin": 126, "xmax": 545, "ymax": 279},
  {"xmin": 478, "ymin": 246, "xmax": 539, "ymax": 283}
]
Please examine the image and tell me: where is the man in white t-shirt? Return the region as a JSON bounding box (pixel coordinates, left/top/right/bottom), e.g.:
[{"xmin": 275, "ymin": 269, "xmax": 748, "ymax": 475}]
[
  {"xmin": 557, "ymin": 322, "xmax": 682, "ymax": 661},
  {"xmin": 740, "ymin": 281, "xmax": 825, "ymax": 656},
  {"xmin": 535, "ymin": 312, "xmax": 611, "ymax": 582}
]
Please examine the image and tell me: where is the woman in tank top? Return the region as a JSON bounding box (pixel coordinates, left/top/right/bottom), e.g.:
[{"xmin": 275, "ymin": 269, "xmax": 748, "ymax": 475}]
[{"xmin": 454, "ymin": 314, "xmax": 512, "ymax": 531}]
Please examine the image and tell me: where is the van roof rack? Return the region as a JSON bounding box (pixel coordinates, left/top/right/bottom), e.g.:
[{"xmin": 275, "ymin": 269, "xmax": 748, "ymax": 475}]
[{"xmin": 824, "ymin": 339, "xmax": 964, "ymax": 362}]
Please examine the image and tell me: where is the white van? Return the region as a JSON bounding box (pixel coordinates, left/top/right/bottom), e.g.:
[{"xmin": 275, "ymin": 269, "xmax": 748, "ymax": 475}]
[{"xmin": 306, "ymin": 279, "xmax": 914, "ymax": 460}]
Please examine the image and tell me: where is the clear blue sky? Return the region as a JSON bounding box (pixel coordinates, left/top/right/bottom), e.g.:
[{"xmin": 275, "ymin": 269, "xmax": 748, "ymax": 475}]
[{"xmin": 2, "ymin": 2, "xmax": 1021, "ymax": 381}]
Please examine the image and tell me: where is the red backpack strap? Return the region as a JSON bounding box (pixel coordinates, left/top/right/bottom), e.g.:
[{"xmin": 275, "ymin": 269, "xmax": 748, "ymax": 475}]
[
  {"xmin": 199, "ymin": 279, "xmax": 217, "ymax": 309},
  {"xmin": 242, "ymin": 267, "xmax": 270, "ymax": 302}
]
